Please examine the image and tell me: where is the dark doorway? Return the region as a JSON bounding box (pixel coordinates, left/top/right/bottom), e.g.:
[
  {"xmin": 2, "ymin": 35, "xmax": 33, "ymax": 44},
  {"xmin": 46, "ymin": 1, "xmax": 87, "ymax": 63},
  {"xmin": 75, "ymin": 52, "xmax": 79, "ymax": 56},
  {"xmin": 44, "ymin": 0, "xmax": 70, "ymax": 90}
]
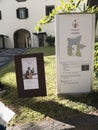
[
  {"xmin": 14, "ymin": 29, "xmax": 31, "ymax": 48},
  {"xmin": 38, "ymin": 33, "xmax": 44, "ymax": 47},
  {"xmin": 33, "ymin": 32, "xmax": 46, "ymax": 47},
  {"xmin": 0, "ymin": 35, "xmax": 8, "ymax": 49}
]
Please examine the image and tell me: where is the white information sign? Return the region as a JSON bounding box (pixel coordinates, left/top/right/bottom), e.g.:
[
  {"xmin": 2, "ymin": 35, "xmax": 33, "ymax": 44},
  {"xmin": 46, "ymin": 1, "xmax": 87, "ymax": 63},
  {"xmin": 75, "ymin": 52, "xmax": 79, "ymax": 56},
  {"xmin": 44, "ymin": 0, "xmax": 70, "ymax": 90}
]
[
  {"xmin": 55, "ymin": 13, "xmax": 95, "ymax": 94},
  {"xmin": 0, "ymin": 102, "xmax": 15, "ymax": 126}
]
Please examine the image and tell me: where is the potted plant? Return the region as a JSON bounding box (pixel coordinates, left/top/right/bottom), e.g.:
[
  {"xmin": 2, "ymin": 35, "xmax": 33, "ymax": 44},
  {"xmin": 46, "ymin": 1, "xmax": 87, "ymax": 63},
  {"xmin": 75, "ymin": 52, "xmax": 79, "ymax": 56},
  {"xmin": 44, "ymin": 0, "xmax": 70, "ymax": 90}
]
[{"xmin": 46, "ymin": 35, "xmax": 55, "ymax": 46}]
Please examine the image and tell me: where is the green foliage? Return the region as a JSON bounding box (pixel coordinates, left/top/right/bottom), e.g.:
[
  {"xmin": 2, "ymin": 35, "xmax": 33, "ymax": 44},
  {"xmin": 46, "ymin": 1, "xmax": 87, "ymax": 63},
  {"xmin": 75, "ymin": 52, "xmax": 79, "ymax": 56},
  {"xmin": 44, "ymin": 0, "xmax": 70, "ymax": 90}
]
[
  {"xmin": 34, "ymin": 0, "xmax": 98, "ymax": 33},
  {"xmin": 46, "ymin": 35, "xmax": 55, "ymax": 46},
  {"xmin": 94, "ymin": 42, "xmax": 98, "ymax": 73}
]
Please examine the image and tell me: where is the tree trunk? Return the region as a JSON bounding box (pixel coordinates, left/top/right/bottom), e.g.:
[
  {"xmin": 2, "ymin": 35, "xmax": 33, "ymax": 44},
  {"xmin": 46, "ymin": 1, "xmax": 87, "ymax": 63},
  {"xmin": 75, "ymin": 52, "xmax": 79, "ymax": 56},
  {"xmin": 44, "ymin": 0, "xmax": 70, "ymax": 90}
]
[{"xmin": 87, "ymin": 0, "xmax": 98, "ymax": 29}]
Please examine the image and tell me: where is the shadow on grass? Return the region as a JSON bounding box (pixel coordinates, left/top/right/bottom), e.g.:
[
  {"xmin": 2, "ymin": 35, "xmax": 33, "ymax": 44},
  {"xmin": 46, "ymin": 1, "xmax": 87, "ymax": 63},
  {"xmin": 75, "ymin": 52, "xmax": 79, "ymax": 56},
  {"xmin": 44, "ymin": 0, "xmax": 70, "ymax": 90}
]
[
  {"xmin": 1, "ymin": 84, "xmax": 98, "ymax": 129},
  {"xmin": 20, "ymin": 100, "xmax": 98, "ymax": 129},
  {"xmin": 58, "ymin": 92, "xmax": 98, "ymax": 109}
]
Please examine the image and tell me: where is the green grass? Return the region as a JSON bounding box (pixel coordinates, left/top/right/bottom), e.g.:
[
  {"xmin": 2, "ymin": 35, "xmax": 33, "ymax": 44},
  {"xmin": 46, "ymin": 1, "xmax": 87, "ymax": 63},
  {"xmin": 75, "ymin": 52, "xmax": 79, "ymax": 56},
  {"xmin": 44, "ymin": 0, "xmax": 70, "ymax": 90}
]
[{"xmin": 0, "ymin": 47, "xmax": 98, "ymax": 126}]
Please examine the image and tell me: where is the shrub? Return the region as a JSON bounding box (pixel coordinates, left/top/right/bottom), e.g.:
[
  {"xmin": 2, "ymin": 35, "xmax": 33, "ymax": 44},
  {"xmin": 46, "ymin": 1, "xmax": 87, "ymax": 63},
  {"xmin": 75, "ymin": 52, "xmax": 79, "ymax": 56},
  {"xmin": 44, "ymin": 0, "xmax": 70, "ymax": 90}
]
[{"xmin": 46, "ymin": 35, "xmax": 55, "ymax": 46}]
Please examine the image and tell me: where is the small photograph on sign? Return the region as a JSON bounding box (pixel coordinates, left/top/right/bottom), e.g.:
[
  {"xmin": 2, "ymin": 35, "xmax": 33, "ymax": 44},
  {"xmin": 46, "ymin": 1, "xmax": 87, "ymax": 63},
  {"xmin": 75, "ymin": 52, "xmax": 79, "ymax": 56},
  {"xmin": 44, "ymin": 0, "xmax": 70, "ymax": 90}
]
[
  {"xmin": 81, "ymin": 65, "xmax": 89, "ymax": 71},
  {"xmin": 21, "ymin": 57, "xmax": 39, "ymax": 90}
]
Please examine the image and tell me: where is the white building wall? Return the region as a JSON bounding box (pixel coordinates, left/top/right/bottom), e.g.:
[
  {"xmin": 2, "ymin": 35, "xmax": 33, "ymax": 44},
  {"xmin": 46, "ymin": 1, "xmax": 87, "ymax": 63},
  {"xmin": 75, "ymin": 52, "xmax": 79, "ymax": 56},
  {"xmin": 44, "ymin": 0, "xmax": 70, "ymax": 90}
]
[{"xmin": 0, "ymin": 0, "xmax": 60, "ymax": 48}]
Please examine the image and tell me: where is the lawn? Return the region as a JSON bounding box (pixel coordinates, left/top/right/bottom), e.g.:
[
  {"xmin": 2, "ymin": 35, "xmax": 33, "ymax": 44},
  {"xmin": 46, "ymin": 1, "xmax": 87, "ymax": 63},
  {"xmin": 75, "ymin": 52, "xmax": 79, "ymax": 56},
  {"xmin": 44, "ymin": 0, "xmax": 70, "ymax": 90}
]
[{"xmin": 0, "ymin": 47, "xmax": 98, "ymax": 126}]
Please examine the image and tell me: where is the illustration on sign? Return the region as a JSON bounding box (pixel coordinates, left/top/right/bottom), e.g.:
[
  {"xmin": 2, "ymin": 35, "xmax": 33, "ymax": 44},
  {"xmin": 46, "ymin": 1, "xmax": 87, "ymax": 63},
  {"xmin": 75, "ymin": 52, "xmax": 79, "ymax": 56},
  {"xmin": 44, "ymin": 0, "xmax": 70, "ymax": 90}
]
[
  {"xmin": 67, "ymin": 35, "xmax": 86, "ymax": 57},
  {"xmin": 67, "ymin": 19, "xmax": 86, "ymax": 57},
  {"xmin": 21, "ymin": 57, "xmax": 39, "ymax": 90},
  {"xmin": 67, "ymin": 35, "xmax": 81, "ymax": 56}
]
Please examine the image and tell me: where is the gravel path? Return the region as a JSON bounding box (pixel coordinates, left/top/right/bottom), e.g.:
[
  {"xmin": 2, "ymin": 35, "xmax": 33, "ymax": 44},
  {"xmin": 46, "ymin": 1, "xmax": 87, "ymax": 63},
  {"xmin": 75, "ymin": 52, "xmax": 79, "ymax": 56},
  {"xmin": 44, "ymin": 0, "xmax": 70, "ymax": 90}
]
[{"xmin": 7, "ymin": 114, "xmax": 98, "ymax": 130}]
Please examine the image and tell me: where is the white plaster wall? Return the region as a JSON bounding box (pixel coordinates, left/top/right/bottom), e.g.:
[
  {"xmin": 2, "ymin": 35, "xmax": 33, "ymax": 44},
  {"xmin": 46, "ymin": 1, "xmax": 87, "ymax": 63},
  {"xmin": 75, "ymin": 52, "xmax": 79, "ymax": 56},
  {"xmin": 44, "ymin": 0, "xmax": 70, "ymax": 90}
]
[{"xmin": 0, "ymin": 0, "xmax": 60, "ymax": 48}]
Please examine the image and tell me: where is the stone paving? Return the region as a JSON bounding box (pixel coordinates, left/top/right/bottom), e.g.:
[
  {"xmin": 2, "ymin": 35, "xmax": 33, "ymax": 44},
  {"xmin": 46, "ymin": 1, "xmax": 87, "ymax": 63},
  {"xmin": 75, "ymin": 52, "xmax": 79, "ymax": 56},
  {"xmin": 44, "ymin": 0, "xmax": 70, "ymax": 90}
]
[{"xmin": 0, "ymin": 48, "xmax": 27, "ymax": 69}]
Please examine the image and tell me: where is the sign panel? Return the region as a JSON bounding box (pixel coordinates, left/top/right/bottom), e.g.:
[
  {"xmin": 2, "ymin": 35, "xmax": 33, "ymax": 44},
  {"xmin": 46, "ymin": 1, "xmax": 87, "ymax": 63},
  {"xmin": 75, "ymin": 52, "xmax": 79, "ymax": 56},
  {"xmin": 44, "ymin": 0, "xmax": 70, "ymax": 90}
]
[
  {"xmin": 15, "ymin": 53, "xmax": 47, "ymax": 98},
  {"xmin": 55, "ymin": 13, "xmax": 95, "ymax": 94},
  {"xmin": 0, "ymin": 101, "xmax": 15, "ymax": 126}
]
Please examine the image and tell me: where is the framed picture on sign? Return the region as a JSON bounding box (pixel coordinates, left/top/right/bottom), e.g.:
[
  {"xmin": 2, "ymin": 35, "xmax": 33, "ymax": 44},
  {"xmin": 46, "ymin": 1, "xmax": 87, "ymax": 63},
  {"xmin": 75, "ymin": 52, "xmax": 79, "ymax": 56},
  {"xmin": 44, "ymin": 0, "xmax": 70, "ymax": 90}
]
[{"xmin": 14, "ymin": 53, "xmax": 47, "ymax": 98}]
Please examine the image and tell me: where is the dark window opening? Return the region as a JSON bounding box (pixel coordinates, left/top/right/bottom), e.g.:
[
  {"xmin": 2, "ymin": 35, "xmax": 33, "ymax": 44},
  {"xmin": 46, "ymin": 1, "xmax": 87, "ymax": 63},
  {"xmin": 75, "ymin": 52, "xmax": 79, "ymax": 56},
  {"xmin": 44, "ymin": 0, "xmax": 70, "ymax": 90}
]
[
  {"xmin": 16, "ymin": 0, "xmax": 26, "ymax": 2},
  {"xmin": 16, "ymin": 8, "xmax": 28, "ymax": 19},
  {"xmin": 0, "ymin": 11, "xmax": 2, "ymax": 19},
  {"xmin": 46, "ymin": 5, "xmax": 55, "ymax": 16}
]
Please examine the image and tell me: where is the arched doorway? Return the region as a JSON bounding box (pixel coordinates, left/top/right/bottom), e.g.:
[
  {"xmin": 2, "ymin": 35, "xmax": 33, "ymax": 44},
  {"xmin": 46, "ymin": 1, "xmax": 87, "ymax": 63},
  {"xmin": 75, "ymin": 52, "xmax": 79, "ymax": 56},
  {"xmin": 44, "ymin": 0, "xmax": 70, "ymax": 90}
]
[{"xmin": 14, "ymin": 29, "xmax": 31, "ymax": 48}]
